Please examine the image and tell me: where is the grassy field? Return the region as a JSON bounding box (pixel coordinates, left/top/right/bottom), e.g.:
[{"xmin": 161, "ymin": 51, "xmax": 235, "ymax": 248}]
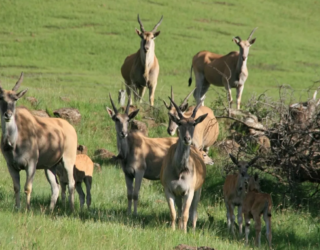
[{"xmin": 1, "ymin": 0, "xmax": 320, "ymax": 249}]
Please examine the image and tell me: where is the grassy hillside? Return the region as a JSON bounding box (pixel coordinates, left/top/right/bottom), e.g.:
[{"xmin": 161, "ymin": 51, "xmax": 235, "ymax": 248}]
[{"xmin": 0, "ymin": 0, "xmax": 320, "ymax": 249}]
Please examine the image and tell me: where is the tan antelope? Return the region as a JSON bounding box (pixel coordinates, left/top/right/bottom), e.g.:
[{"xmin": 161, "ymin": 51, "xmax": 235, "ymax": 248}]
[
  {"xmin": 160, "ymin": 98, "xmax": 207, "ymax": 233},
  {"xmin": 56, "ymin": 154, "xmax": 94, "ymax": 209},
  {"xmin": 188, "ymin": 28, "xmax": 257, "ymax": 109},
  {"xmin": 121, "ymin": 14, "xmax": 163, "ymax": 106},
  {"xmin": 223, "ymin": 154, "xmax": 258, "ymax": 235},
  {"xmin": 243, "ymin": 173, "xmax": 272, "ymax": 248},
  {"xmin": 106, "ymin": 94, "xmax": 178, "ymax": 215},
  {"xmin": 0, "ymin": 73, "xmax": 77, "ymax": 210},
  {"xmin": 163, "ymin": 87, "xmax": 219, "ymax": 153}
]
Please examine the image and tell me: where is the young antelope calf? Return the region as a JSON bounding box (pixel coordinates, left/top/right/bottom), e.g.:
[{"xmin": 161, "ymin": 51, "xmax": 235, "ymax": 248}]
[
  {"xmin": 161, "ymin": 98, "xmax": 207, "ymax": 233},
  {"xmin": 163, "ymin": 87, "xmax": 219, "ymax": 154},
  {"xmin": 243, "ymin": 173, "xmax": 272, "ymax": 248},
  {"xmin": 223, "ymin": 154, "xmax": 258, "ymax": 235},
  {"xmin": 106, "ymin": 94, "xmax": 178, "ymax": 215},
  {"xmin": 56, "ymin": 154, "xmax": 94, "ymax": 209}
]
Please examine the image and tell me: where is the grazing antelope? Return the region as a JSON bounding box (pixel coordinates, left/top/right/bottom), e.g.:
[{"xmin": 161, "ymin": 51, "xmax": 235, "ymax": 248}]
[
  {"xmin": 243, "ymin": 173, "xmax": 272, "ymax": 248},
  {"xmin": 121, "ymin": 14, "xmax": 163, "ymax": 106},
  {"xmin": 223, "ymin": 154, "xmax": 258, "ymax": 235},
  {"xmin": 163, "ymin": 87, "xmax": 219, "ymax": 153},
  {"xmin": 56, "ymin": 154, "xmax": 94, "ymax": 209},
  {"xmin": 160, "ymin": 98, "xmax": 207, "ymax": 233},
  {"xmin": 0, "ymin": 73, "xmax": 77, "ymax": 210},
  {"xmin": 106, "ymin": 94, "xmax": 178, "ymax": 215},
  {"xmin": 188, "ymin": 28, "xmax": 257, "ymax": 109}
]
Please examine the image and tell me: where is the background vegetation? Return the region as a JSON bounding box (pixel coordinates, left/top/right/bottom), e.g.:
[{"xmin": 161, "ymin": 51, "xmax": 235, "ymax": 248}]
[{"xmin": 0, "ymin": 0, "xmax": 319, "ymax": 249}]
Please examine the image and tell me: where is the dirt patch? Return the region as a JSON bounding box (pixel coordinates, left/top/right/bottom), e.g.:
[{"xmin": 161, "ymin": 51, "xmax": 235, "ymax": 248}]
[
  {"xmin": 214, "ymin": 1, "xmax": 235, "ymax": 6},
  {"xmin": 251, "ymin": 63, "xmax": 288, "ymax": 72}
]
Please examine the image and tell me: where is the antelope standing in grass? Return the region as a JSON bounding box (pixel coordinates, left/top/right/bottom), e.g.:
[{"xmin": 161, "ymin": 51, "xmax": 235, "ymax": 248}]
[
  {"xmin": 223, "ymin": 154, "xmax": 258, "ymax": 235},
  {"xmin": 160, "ymin": 98, "xmax": 207, "ymax": 233},
  {"xmin": 243, "ymin": 173, "xmax": 272, "ymax": 248},
  {"xmin": 106, "ymin": 94, "xmax": 178, "ymax": 215},
  {"xmin": 163, "ymin": 87, "xmax": 219, "ymax": 153},
  {"xmin": 57, "ymin": 154, "xmax": 94, "ymax": 209},
  {"xmin": 121, "ymin": 14, "xmax": 163, "ymax": 106},
  {"xmin": 188, "ymin": 28, "xmax": 257, "ymax": 109},
  {"xmin": 0, "ymin": 73, "xmax": 77, "ymax": 210}
]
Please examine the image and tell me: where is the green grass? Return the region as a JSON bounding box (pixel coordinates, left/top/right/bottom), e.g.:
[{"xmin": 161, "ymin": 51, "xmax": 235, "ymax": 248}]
[{"xmin": 1, "ymin": 0, "xmax": 320, "ymax": 249}]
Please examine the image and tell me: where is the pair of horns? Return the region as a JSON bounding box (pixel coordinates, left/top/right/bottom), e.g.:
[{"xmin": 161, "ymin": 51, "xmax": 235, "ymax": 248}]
[
  {"xmin": 137, "ymin": 14, "xmax": 163, "ymax": 33},
  {"xmin": 163, "ymin": 87, "xmax": 195, "ymax": 110},
  {"xmin": 109, "ymin": 94, "xmax": 130, "ymax": 115},
  {"xmin": 233, "ymin": 27, "xmax": 258, "ymax": 42},
  {"xmin": 168, "ymin": 95, "xmax": 202, "ymax": 120}
]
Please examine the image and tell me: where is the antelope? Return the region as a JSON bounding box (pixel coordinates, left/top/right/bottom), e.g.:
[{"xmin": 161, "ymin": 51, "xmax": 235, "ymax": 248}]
[
  {"xmin": 163, "ymin": 87, "xmax": 219, "ymax": 153},
  {"xmin": 106, "ymin": 94, "xmax": 178, "ymax": 215},
  {"xmin": 188, "ymin": 28, "xmax": 257, "ymax": 109},
  {"xmin": 223, "ymin": 154, "xmax": 258, "ymax": 235},
  {"xmin": 0, "ymin": 73, "xmax": 77, "ymax": 210},
  {"xmin": 243, "ymin": 173, "xmax": 272, "ymax": 248},
  {"xmin": 121, "ymin": 14, "xmax": 163, "ymax": 106},
  {"xmin": 160, "ymin": 98, "xmax": 207, "ymax": 233},
  {"xmin": 56, "ymin": 154, "xmax": 94, "ymax": 209}
]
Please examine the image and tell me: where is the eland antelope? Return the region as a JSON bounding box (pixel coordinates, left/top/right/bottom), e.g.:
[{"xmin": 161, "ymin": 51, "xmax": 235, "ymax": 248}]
[
  {"xmin": 106, "ymin": 94, "xmax": 178, "ymax": 215},
  {"xmin": 56, "ymin": 154, "xmax": 94, "ymax": 209},
  {"xmin": 121, "ymin": 14, "xmax": 163, "ymax": 106},
  {"xmin": 0, "ymin": 73, "xmax": 77, "ymax": 211},
  {"xmin": 188, "ymin": 28, "xmax": 257, "ymax": 109},
  {"xmin": 163, "ymin": 87, "xmax": 219, "ymax": 153},
  {"xmin": 160, "ymin": 98, "xmax": 207, "ymax": 233},
  {"xmin": 223, "ymin": 154, "xmax": 259, "ymax": 235},
  {"xmin": 243, "ymin": 173, "xmax": 272, "ymax": 248}
]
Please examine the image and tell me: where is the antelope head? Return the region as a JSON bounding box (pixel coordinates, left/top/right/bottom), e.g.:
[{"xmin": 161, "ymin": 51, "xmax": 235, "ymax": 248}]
[
  {"xmin": 164, "ymin": 87, "xmax": 196, "ymax": 136},
  {"xmin": 106, "ymin": 94, "xmax": 139, "ymax": 138},
  {"xmin": 136, "ymin": 14, "xmax": 163, "ymax": 53},
  {"xmin": 168, "ymin": 97, "xmax": 207, "ymax": 145},
  {"xmin": 247, "ymin": 173, "xmax": 261, "ymax": 192},
  {"xmin": 232, "ymin": 27, "xmax": 257, "ymax": 61},
  {"xmin": 0, "ymin": 72, "xmax": 28, "ymax": 122},
  {"xmin": 229, "ymin": 154, "xmax": 259, "ymax": 180}
]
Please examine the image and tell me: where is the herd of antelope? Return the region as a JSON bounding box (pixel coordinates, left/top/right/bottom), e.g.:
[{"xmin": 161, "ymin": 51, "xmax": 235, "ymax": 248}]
[{"xmin": 0, "ymin": 15, "xmax": 274, "ymax": 248}]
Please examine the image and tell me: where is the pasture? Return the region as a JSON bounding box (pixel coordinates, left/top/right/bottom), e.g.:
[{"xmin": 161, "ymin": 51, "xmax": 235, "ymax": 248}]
[{"xmin": 0, "ymin": 0, "xmax": 320, "ymax": 249}]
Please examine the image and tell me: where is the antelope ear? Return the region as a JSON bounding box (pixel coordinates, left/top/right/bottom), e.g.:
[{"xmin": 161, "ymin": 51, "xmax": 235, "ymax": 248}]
[
  {"xmin": 249, "ymin": 38, "xmax": 256, "ymax": 45},
  {"xmin": 153, "ymin": 31, "xmax": 160, "ymax": 38},
  {"xmin": 248, "ymin": 156, "xmax": 259, "ymax": 167},
  {"xmin": 106, "ymin": 107, "xmax": 115, "ymax": 118},
  {"xmin": 194, "ymin": 113, "xmax": 208, "ymax": 126},
  {"xmin": 229, "ymin": 154, "xmax": 238, "ymax": 165},
  {"xmin": 128, "ymin": 109, "xmax": 139, "ymax": 121},
  {"xmin": 16, "ymin": 89, "xmax": 28, "ymax": 99},
  {"xmin": 168, "ymin": 113, "xmax": 180, "ymax": 125},
  {"xmin": 232, "ymin": 38, "xmax": 240, "ymax": 44},
  {"xmin": 135, "ymin": 29, "xmax": 142, "ymax": 36}
]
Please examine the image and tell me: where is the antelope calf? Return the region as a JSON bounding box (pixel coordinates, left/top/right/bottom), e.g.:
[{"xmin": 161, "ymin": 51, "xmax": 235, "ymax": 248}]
[
  {"xmin": 121, "ymin": 14, "xmax": 163, "ymax": 106},
  {"xmin": 164, "ymin": 87, "xmax": 219, "ymax": 153},
  {"xmin": 188, "ymin": 28, "xmax": 257, "ymax": 109},
  {"xmin": 223, "ymin": 154, "xmax": 258, "ymax": 235},
  {"xmin": 243, "ymin": 173, "xmax": 272, "ymax": 248},
  {"xmin": 106, "ymin": 94, "xmax": 178, "ymax": 215},
  {"xmin": 160, "ymin": 98, "xmax": 207, "ymax": 233},
  {"xmin": 56, "ymin": 154, "xmax": 94, "ymax": 209},
  {"xmin": 0, "ymin": 73, "xmax": 77, "ymax": 211}
]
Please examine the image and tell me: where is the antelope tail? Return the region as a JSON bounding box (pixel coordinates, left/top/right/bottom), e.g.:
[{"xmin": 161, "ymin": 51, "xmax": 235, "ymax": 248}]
[{"xmin": 188, "ymin": 64, "xmax": 193, "ymax": 87}]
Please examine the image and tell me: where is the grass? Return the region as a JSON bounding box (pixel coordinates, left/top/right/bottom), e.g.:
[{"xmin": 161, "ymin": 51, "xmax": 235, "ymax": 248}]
[{"xmin": 1, "ymin": 0, "xmax": 320, "ymax": 249}]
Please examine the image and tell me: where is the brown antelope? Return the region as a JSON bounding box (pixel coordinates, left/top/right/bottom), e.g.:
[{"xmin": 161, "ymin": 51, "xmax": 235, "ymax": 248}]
[
  {"xmin": 163, "ymin": 87, "xmax": 219, "ymax": 153},
  {"xmin": 121, "ymin": 14, "xmax": 163, "ymax": 106},
  {"xmin": 160, "ymin": 98, "xmax": 207, "ymax": 233},
  {"xmin": 188, "ymin": 28, "xmax": 257, "ymax": 109},
  {"xmin": 223, "ymin": 154, "xmax": 258, "ymax": 235},
  {"xmin": 0, "ymin": 73, "xmax": 77, "ymax": 210},
  {"xmin": 56, "ymin": 154, "xmax": 94, "ymax": 209},
  {"xmin": 106, "ymin": 94, "xmax": 178, "ymax": 215},
  {"xmin": 243, "ymin": 173, "xmax": 272, "ymax": 248}
]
